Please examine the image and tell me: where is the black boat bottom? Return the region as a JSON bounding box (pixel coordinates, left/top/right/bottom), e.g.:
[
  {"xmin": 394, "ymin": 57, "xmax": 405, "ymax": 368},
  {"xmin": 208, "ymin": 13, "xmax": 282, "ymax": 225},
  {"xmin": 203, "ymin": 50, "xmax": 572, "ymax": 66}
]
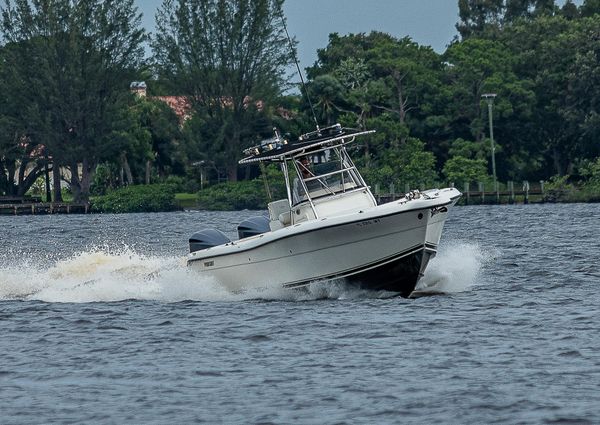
[{"xmin": 346, "ymin": 247, "xmax": 435, "ymax": 298}]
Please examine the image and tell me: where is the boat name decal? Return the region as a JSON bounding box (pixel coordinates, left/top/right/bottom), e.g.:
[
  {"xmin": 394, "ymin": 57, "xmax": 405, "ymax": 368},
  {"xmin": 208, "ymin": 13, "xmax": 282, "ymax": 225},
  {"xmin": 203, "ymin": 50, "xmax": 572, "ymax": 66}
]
[
  {"xmin": 204, "ymin": 261, "xmax": 214, "ymax": 267},
  {"xmin": 356, "ymin": 218, "xmax": 381, "ymax": 227}
]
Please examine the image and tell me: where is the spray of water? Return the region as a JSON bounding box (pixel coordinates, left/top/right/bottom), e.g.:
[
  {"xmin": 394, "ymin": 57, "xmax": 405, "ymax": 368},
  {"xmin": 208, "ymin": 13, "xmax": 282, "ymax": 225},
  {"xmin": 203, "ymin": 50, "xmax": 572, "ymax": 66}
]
[
  {"xmin": 0, "ymin": 242, "xmax": 493, "ymax": 303},
  {"xmin": 416, "ymin": 241, "xmax": 494, "ymax": 295}
]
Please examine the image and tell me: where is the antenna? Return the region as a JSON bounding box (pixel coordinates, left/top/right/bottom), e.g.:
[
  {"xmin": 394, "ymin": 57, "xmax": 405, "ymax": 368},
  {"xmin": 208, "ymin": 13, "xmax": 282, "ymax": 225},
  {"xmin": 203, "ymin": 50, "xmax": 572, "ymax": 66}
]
[{"xmin": 278, "ymin": 7, "xmax": 320, "ymax": 132}]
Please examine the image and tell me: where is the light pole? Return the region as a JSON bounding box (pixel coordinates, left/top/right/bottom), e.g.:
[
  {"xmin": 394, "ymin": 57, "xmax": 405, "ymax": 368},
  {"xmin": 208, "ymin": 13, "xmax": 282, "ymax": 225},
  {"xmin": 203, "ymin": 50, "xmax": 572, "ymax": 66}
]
[
  {"xmin": 192, "ymin": 160, "xmax": 208, "ymax": 190},
  {"xmin": 482, "ymin": 93, "xmax": 499, "ymax": 203}
]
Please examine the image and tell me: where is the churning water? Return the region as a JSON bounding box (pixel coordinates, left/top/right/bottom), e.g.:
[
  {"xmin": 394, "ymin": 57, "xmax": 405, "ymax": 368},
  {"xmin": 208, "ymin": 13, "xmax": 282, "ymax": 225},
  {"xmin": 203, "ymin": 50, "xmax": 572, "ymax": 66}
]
[
  {"xmin": 0, "ymin": 205, "xmax": 599, "ymax": 424},
  {"xmin": 0, "ymin": 241, "xmax": 484, "ymax": 304}
]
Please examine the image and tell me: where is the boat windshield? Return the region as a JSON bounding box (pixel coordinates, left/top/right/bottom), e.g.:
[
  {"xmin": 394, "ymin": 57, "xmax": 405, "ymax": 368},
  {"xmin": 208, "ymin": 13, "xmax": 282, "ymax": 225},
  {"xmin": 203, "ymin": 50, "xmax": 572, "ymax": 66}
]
[{"xmin": 291, "ymin": 146, "xmax": 364, "ymax": 205}]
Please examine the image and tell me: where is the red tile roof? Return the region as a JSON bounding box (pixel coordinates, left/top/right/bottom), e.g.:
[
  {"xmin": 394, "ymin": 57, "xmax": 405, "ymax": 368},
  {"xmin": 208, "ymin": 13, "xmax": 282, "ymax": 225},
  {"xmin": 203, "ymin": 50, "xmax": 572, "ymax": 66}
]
[{"xmin": 155, "ymin": 96, "xmax": 192, "ymax": 122}]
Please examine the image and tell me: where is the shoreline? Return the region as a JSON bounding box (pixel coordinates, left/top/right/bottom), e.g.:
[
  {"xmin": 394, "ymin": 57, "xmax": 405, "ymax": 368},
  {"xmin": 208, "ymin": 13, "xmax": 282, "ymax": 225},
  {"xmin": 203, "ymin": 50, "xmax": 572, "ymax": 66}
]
[{"xmin": 2, "ymin": 188, "xmax": 598, "ymax": 215}]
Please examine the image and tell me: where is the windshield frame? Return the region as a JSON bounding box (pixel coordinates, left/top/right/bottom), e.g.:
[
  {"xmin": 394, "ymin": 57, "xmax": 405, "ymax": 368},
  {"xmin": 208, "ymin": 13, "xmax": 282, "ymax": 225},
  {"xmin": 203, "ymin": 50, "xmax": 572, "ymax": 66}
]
[{"xmin": 289, "ymin": 145, "xmax": 367, "ymax": 209}]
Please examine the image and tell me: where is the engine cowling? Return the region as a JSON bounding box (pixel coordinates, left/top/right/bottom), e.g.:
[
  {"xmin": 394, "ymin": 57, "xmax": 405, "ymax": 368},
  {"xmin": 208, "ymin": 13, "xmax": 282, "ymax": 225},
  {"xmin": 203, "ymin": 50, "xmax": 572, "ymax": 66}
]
[
  {"xmin": 189, "ymin": 229, "xmax": 231, "ymax": 253},
  {"xmin": 237, "ymin": 216, "xmax": 270, "ymax": 240}
]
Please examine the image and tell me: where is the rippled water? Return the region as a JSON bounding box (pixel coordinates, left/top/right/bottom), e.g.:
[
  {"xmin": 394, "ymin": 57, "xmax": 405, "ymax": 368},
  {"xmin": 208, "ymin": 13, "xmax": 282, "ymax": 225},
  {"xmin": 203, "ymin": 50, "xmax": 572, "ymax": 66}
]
[{"xmin": 1, "ymin": 204, "xmax": 599, "ymax": 424}]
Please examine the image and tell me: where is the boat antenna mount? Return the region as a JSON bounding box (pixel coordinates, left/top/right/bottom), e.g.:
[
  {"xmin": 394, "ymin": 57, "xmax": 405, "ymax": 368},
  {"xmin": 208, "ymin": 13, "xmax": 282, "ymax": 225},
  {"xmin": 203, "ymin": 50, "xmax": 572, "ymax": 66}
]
[{"xmin": 278, "ymin": 6, "xmax": 320, "ymax": 133}]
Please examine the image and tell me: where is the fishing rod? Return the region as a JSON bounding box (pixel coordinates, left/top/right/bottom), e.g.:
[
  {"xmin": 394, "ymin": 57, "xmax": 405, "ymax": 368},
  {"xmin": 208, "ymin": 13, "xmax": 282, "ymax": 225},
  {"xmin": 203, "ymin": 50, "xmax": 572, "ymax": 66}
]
[{"xmin": 277, "ymin": 5, "xmax": 320, "ymax": 133}]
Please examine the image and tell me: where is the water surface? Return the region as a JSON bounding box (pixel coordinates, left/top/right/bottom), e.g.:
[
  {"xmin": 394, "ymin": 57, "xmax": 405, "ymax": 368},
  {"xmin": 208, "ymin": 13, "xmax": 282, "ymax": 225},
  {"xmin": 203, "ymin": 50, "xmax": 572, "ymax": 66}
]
[{"xmin": 1, "ymin": 204, "xmax": 599, "ymax": 424}]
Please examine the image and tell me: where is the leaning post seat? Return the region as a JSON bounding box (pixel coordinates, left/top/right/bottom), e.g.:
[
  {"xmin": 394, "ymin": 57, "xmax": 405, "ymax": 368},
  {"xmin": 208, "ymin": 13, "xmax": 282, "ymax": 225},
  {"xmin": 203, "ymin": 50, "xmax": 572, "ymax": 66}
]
[{"xmin": 268, "ymin": 199, "xmax": 291, "ymax": 230}]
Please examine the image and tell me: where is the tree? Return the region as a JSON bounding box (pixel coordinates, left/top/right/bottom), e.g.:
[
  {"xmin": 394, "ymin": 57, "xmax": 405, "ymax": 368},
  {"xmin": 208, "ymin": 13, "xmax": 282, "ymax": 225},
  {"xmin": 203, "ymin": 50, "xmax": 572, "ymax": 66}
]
[
  {"xmin": 457, "ymin": 0, "xmax": 560, "ymax": 39},
  {"xmin": 152, "ymin": 0, "xmax": 293, "ymax": 181},
  {"xmin": 0, "ymin": 42, "xmax": 52, "ymax": 197},
  {"xmin": 128, "ymin": 96, "xmax": 185, "ymax": 183},
  {"xmin": 306, "ymin": 32, "xmax": 446, "ymax": 170},
  {"xmin": 367, "ymin": 36, "xmax": 444, "ymax": 145},
  {"xmin": 562, "ymin": 17, "xmax": 600, "ymax": 166},
  {"xmin": 0, "ymin": 0, "xmax": 145, "ymax": 202},
  {"xmin": 503, "ymin": 15, "xmax": 600, "ymax": 176},
  {"xmin": 443, "ymin": 156, "xmax": 489, "ymax": 186},
  {"xmin": 561, "ymin": 0, "xmax": 579, "ymax": 19},
  {"xmin": 457, "ymin": 0, "xmax": 505, "ymax": 38},
  {"xmin": 443, "ymin": 38, "xmax": 535, "ymax": 179},
  {"xmin": 579, "ymin": 157, "xmax": 600, "ymax": 187},
  {"xmin": 361, "ymin": 135, "xmax": 438, "ymax": 190},
  {"xmin": 442, "ymin": 137, "xmax": 491, "ymax": 185},
  {"xmin": 90, "ymin": 94, "xmax": 186, "ymax": 193},
  {"xmin": 307, "ymin": 74, "xmax": 347, "ymax": 125},
  {"xmin": 308, "ymin": 33, "xmax": 443, "ymax": 133},
  {"xmin": 580, "ymin": 0, "xmax": 600, "ymax": 17}
]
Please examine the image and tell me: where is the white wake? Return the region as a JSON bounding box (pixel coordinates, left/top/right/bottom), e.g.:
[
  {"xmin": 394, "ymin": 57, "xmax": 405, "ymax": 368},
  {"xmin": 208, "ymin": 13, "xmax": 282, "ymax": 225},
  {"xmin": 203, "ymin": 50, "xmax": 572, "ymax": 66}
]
[
  {"xmin": 0, "ymin": 249, "xmax": 218, "ymax": 303},
  {"xmin": 0, "ymin": 242, "xmax": 492, "ymax": 303}
]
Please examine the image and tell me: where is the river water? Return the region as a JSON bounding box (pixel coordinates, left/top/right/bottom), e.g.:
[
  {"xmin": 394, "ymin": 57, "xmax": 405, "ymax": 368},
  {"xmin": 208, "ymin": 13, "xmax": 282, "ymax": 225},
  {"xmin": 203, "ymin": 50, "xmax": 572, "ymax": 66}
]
[{"xmin": 0, "ymin": 204, "xmax": 599, "ymax": 424}]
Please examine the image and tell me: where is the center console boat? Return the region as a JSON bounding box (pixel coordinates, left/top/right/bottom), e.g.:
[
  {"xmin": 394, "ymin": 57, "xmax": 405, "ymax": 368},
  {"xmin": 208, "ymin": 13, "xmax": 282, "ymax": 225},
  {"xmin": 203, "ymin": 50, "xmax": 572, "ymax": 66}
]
[{"xmin": 187, "ymin": 124, "xmax": 461, "ymax": 297}]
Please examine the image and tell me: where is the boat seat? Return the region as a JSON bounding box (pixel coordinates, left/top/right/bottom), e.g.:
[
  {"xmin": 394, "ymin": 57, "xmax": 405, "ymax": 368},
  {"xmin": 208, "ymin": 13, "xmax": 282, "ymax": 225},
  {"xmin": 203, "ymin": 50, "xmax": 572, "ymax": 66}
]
[
  {"xmin": 278, "ymin": 211, "xmax": 291, "ymax": 225},
  {"xmin": 268, "ymin": 199, "xmax": 290, "ymax": 222}
]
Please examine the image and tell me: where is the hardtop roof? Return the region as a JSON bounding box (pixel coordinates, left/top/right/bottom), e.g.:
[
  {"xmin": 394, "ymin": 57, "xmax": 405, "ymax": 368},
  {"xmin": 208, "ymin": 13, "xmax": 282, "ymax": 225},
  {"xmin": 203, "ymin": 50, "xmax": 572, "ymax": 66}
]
[{"xmin": 238, "ymin": 126, "xmax": 375, "ymax": 165}]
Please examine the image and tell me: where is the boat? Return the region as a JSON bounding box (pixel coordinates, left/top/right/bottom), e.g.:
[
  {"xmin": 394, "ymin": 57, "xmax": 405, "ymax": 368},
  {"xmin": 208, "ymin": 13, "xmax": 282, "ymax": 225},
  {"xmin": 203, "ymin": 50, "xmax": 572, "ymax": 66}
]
[{"xmin": 187, "ymin": 123, "xmax": 461, "ymax": 298}]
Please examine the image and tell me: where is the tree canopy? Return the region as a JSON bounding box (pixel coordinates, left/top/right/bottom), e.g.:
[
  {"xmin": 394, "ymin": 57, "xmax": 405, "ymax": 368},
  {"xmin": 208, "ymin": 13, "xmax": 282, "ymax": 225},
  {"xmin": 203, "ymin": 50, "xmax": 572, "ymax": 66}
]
[
  {"xmin": 1, "ymin": 0, "xmax": 600, "ymax": 203},
  {"xmin": 0, "ymin": 0, "xmax": 145, "ymax": 201},
  {"xmin": 152, "ymin": 0, "xmax": 294, "ymax": 181}
]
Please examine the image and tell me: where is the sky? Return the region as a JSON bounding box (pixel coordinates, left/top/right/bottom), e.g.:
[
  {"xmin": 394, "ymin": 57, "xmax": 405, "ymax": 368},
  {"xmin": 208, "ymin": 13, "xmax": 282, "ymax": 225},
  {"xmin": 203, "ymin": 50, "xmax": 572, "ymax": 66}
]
[
  {"xmin": 136, "ymin": 0, "xmax": 460, "ymax": 67},
  {"xmin": 135, "ymin": 0, "xmax": 582, "ymax": 69}
]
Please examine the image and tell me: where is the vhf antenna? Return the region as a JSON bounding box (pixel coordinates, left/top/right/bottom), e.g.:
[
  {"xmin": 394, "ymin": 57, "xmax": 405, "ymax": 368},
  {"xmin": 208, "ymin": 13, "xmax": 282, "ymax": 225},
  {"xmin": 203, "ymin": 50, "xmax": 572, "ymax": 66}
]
[{"xmin": 278, "ymin": 7, "xmax": 320, "ymax": 132}]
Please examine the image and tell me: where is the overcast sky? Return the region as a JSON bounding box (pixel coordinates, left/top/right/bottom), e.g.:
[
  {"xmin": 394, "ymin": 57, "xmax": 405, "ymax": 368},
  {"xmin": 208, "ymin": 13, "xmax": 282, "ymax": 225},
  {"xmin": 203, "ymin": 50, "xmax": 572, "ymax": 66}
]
[{"xmin": 136, "ymin": 0, "xmax": 582, "ymax": 69}]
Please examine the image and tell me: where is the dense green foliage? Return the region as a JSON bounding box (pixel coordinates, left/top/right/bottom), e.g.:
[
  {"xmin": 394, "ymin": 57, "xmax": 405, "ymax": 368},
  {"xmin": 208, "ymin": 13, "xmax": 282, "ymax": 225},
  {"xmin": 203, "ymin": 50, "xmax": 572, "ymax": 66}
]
[
  {"xmin": 0, "ymin": 0, "xmax": 145, "ymax": 202},
  {"xmin": 197, "ymin": 180, "xmax": 267, "ymax": 210},
  {"xmin": 89, "ymin": 96, "xmax": 185, "ymax": 195},
  {"xmin": 91, "ymin": 184, "xmax": 179, "ymax": 213},
  {"xmin": 298, "ymin": 1, "xmax": 600, "ymax": 193},
  {"xmin": 197, "ymin": 165, "xmax": 286, "ymax": 210},
  {"xmin": 1, "ymin": 0, "xmax": 600, "ymax": 210},
  {"xmin": 152, "ymin": 0, "xmax": 293, "ymax": 181},
  {"xmin": 575, "ymin": 158, "xmax": 600, "ymax": 201}
]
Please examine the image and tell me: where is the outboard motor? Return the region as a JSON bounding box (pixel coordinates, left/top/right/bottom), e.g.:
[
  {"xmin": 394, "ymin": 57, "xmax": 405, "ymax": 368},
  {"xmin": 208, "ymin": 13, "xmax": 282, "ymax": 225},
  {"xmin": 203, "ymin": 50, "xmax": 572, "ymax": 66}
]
[
  {"xmin": 189, "ymin": 229, "xmax": 231, "ymax": 253},
  {"xmin": 237, "ymin": 216, "xmax": 270, "ymax": 239}
]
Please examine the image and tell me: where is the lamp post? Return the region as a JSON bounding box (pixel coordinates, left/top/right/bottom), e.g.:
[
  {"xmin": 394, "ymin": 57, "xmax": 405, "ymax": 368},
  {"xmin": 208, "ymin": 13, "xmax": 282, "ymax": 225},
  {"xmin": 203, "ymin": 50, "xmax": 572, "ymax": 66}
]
[
  {"xmin": 192, "ymin": 160, "xmax": 207, "ymax": 190},
  {"xmin": 482, "ymin": 93, "xmax": 499, "ymax": 203}
]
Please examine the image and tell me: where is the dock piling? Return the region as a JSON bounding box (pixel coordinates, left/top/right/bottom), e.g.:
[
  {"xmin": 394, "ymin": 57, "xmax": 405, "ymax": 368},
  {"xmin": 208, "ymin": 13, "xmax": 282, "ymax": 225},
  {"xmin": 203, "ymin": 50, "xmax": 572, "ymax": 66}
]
[{"xmin": 479, "ymin": 182, "xmax": 485, "ymax": 204}]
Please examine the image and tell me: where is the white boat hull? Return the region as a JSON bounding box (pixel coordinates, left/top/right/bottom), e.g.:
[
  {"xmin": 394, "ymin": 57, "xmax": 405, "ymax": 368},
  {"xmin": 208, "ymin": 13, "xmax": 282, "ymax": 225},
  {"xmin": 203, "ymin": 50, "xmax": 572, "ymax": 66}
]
[{"xmin": 188, "ymin": 188, "xmax": 460, "ymax": 297}]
